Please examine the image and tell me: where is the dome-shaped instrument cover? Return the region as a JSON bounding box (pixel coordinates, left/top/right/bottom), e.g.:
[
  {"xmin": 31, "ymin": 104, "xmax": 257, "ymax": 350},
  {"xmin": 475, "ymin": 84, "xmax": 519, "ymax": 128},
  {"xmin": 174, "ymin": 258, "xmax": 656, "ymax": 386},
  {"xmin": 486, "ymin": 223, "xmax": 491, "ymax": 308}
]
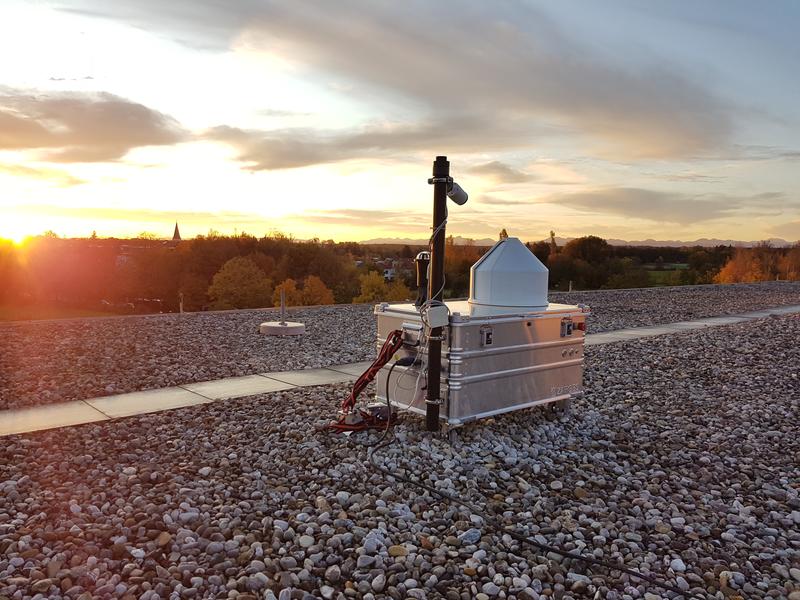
[{"xmin": 468, "ymin": 237, "xmax": 549, "ymax": 314}]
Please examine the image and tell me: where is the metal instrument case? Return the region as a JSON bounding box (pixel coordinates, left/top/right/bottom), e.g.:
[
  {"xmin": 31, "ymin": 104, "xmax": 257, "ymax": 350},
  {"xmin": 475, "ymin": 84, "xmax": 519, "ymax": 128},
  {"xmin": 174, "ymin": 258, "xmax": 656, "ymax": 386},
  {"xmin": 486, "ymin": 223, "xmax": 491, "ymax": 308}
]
[{"xmin": 374, "ymin": 300, "xmax": 588, "ymax": 426}]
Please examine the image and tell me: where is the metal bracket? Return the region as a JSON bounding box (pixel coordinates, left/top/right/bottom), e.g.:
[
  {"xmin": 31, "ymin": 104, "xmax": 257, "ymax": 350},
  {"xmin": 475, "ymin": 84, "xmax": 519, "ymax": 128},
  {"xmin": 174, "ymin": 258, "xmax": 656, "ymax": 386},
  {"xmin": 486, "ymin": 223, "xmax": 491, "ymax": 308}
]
[
  {"xmin": 401, "ymin": 322, "xmax": 423, "ymax": 346},
  {"xmin": 427, "ymin": 176, "xmax": 453, "ymax": 185}
]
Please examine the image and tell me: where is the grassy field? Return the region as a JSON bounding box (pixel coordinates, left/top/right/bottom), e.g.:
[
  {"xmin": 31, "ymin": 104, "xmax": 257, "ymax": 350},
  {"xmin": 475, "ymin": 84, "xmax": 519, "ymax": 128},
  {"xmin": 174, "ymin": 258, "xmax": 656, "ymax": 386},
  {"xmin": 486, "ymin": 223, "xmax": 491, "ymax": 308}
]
[
  {"xmin": 647, "ymin": 270, "xmax": 679, "ymax": 285},
  {"xmin": 646, "ymin": 263, "xmax": 689, "ymax": 286},
  {"xmin": 0, "ymin": 305, "xmax": 116, "ymax": 322}
]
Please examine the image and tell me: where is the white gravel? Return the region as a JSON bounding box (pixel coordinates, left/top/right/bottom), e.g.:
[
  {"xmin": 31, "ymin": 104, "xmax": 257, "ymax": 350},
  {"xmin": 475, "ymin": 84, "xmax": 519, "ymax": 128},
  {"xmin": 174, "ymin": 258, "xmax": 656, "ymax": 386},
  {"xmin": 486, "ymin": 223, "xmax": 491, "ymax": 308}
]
[
  {"xmin": 1, "ymin": 282, "xmax": 798, "ymax": 411},
  {"xmin": 0, "ymin": 305, "xmax": 375, "ymax": 411},
  {"xmin": 551, "ymin": 281, "xmax": 800, "ymax": 333},
  {"xmin": 1, "ymin": 314, "xmax": 798, "ymax": 599}
]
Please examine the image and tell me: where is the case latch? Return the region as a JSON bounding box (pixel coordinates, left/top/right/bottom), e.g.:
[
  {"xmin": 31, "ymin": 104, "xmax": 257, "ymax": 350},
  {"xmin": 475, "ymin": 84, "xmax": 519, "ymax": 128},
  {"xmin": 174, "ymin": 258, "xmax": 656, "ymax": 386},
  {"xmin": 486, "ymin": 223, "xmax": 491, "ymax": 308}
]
[
  {"xmin": 480, "ymin": 325, "xmax": 493, "ymax": 346},
  {"xmin": 560, "ymin": 317, "xmax": 574, "ymax": 337}
]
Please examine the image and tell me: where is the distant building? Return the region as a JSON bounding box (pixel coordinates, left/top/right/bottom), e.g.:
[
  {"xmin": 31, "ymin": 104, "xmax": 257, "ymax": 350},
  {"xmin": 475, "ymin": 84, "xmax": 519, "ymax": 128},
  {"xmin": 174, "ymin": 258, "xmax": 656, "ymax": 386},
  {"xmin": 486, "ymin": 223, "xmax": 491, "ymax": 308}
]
[{"xmin": 173, "ymin": 222, "xmax": 181, "ymax": 241}]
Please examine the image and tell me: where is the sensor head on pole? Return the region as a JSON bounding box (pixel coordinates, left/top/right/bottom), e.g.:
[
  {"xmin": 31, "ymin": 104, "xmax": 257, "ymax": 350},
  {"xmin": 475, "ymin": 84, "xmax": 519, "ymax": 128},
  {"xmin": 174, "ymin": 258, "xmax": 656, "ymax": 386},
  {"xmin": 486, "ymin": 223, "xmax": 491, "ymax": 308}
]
[{"xmin": 447, "ymin": 181, "xmax": 468, "ymax": 205}]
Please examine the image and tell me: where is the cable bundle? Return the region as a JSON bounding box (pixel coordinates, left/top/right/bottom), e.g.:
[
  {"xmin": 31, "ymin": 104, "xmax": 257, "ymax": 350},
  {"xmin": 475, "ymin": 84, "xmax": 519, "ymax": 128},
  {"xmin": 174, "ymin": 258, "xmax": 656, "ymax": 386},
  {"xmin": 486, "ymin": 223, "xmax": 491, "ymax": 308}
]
[{"xmin": 324, "ymin": 329, "xmax": 405, "ymax": 432}]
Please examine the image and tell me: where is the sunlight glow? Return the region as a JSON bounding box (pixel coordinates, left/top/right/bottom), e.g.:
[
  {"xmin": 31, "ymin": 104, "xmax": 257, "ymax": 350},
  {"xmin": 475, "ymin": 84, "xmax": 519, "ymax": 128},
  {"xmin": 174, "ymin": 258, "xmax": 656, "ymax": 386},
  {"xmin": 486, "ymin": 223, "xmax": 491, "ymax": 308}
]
[{"xmin": 0, "ymin": 0, "xmax": 797, "ymax": 243}]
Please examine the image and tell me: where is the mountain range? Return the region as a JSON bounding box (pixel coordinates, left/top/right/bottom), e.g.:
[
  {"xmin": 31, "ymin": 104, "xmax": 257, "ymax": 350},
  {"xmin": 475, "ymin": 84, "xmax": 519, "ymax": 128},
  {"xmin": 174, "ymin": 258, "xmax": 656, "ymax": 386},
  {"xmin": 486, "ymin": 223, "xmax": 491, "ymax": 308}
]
[{"xmin": 360, "ymin": 236, "xmax": 794, "ymax": 248}]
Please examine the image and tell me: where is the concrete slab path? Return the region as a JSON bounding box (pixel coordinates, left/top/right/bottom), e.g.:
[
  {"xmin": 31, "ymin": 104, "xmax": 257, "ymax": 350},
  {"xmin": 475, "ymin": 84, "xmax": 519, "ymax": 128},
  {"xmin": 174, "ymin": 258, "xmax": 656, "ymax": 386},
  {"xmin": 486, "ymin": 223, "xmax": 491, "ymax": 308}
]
[{"xmin": 2, "ymin": 304, "xmax": 799, "ymax": 436}]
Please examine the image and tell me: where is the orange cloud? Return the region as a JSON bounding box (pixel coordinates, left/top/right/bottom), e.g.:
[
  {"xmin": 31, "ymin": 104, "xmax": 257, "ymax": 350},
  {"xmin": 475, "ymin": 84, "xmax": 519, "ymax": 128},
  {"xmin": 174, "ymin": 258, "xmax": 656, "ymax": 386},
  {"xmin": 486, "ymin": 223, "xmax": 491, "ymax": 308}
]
[{"xmin": 0, "ymin": 163, "xmax": 85, "ymax": 186}]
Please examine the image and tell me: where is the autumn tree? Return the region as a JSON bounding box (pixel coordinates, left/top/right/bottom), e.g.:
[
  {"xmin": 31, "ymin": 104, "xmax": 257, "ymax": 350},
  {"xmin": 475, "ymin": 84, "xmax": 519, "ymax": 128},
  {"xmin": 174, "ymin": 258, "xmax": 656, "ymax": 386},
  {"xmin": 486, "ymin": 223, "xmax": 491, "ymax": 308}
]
[
  {"xmin": 715, "ymin": 243, "xmax": 781, "ymax": 283},
  {"xmin": 715, "ymin": 248, "xmax": 752, "ymax": 283},
  {"xmin": 779, "ymin": 244, "xmax": 800, "ymax": 280},
  {"xmin": 353, "ymin": 271, "xmax": 388, "ymax": 303},
  {"xmin": 273, "ymin": 278, "xmax": 304, "ymax": 307},
  {"xmin": 386, "ymin": 279, "xmax": 411, "ymax": 301},
  {"xmin": 302, "ymin": 275, "xmax": 335, "ymax": 305},
  {"xmin": 0, "ymin": 240, "xmax": 21, "ymax": 303},
  {"xmin": 207, "ymin": 256, "xmax": 273, "ymax": 310}
]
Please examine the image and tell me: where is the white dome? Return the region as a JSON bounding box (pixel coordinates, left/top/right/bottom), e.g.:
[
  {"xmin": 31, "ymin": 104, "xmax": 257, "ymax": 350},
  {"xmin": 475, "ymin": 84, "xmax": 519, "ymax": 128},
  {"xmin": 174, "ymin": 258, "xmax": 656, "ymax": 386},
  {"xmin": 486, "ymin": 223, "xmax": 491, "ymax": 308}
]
[{"xmin": 468, "ymin": 237, "xmax": 549, "ymax": 314}]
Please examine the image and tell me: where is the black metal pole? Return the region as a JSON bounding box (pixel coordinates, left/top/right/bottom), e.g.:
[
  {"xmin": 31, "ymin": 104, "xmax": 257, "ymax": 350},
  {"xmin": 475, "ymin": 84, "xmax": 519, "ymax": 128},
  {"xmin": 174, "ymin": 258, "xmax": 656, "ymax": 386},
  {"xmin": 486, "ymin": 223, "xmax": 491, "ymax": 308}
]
[{"xmin": 426, "ymin": 156, "xmax": 449, "ymax": 432}]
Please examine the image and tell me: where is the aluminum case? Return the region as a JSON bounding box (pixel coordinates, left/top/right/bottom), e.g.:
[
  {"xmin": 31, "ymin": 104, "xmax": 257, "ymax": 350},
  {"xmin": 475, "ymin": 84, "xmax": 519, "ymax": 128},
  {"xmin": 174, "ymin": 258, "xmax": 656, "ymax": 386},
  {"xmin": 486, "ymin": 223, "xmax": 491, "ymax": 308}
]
[{"xmin": 374, "ymin": 300, "xmax": 588, "ymax": 426}]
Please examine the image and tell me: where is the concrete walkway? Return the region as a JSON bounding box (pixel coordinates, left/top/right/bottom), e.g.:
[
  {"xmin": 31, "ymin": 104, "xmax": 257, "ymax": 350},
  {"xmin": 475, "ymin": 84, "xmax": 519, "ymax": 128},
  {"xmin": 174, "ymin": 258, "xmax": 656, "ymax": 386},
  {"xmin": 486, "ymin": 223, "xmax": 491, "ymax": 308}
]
[
  {"xmin": 2, "ymin": 304, "xmax": 799, "ymax": 437},
  {"xmin": 584, "ymin": 304, "xmax": 800, "ymax": 345}
]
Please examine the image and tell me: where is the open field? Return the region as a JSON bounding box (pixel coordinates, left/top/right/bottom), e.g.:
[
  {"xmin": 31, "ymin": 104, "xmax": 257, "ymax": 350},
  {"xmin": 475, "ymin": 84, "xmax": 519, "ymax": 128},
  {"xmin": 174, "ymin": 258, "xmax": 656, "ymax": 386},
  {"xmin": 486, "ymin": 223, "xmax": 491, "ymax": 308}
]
[
  {"xmin": 1, "ymin": 314, "xmax": 798, "ymax": 599},
  {"xmin": 1, "ymin": 282, "xmax": 799, "ymax": 411}
]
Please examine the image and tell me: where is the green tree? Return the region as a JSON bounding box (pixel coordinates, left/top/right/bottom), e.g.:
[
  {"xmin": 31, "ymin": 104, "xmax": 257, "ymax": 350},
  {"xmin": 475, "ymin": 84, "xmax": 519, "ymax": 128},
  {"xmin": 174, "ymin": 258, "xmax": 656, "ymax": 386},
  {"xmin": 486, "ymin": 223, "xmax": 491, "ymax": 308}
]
[
  {"xmin": 273, "ymin": 278, "xmax": 304, "ymax": 306},
  {"xmin": 562, "ymin": 235, "xmax": 611, "ymax": 264},
  {"xmin": 179, "ymin": 273, "xmax": 210, "ymax": 311},
  {"xmin": 302, "ymin": 275, "xmax": 335, "ymax": 305},
  {"xmin": 333, "ymin": 263, "xmax": 361, "ymax": 304},
  {"xmin": 247, "ymin": 252, "xmax": 276, "ymax": 277},
  {"xmin": 606, "ymin": 258, "xmax": 650, "ymax": 288},
  {"xmin": 527, "ymin": 240, "xmax": 550, "ymax": 264},
  {"xmin": 353, "ymin": 271, "xmax": 389, "ymax": 303},
  {"xmin": 207, "ymin": 256, "xmax": 273, "ymax": 310}
]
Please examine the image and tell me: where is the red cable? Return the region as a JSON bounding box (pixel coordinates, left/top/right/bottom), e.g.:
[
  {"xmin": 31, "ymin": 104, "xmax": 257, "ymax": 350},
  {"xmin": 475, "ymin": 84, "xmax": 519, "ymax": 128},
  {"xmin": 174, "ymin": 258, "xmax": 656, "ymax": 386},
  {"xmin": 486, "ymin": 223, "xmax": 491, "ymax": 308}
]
[
  {"xmin": 325, "ymin": 329, "xmax": 405, "ymax": 433},
  {"xmin": 342, "ymin": 329, "xmax": 404, "ymax": 413}
]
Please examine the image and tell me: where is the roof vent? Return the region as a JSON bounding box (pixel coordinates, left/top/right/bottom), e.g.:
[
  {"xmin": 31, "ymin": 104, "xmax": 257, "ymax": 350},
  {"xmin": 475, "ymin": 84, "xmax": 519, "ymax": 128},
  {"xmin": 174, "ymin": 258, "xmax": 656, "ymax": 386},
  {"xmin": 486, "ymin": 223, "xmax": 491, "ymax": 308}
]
[{"xmin": 468, "ymin": 237, "xmax": 549, "ymax": 315}]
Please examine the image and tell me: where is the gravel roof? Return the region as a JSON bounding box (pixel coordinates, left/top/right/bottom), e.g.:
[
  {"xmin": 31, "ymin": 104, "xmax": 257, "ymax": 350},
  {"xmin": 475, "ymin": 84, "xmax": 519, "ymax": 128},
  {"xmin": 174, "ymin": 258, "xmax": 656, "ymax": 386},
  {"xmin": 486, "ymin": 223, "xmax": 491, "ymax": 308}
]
[
  {"xmin": 549, "ymin": 281, "xmax": 800, "ymax": 332},
  {"xmin": 1, "ymin": 314, "xmax": 798, "ymax": 599},
  {"xmin": 1, "ymin": 281, "xmax": 798, "ymax": 411}
]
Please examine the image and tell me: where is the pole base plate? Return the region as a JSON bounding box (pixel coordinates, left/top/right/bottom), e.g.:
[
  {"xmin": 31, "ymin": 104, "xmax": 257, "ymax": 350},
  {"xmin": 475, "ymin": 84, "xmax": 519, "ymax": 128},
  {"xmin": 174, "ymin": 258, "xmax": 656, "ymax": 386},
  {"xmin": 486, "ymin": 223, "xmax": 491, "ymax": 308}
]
[{"xmin": 259, "ymin": 321, "xmax": 305, "ymax": 335}]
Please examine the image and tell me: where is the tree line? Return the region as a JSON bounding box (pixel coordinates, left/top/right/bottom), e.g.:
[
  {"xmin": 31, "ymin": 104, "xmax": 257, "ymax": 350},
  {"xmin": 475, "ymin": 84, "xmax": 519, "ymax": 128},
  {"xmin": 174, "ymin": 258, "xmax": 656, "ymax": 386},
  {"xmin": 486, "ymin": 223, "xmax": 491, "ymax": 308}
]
[
  {"xmin": 0, "ymin": 232, "xmax": 797, "ymax": 315},
  {"xmin": 0, "ymin": 233, "xmax": 412, "ymax": 313}
]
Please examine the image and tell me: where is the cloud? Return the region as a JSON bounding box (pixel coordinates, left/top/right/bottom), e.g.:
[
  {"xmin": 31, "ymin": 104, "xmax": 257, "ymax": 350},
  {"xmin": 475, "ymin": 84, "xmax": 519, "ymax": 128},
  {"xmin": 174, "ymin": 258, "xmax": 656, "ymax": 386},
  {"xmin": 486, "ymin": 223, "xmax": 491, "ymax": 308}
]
[
  {"xmin": 65, "ymin": 0, "xmax": 733, "ymax": 161},
  {"xmin": 477, "ymin": 195, "xmax": 531, "ymax": 206},
  {"xmin": 0, "ymin": 89, "xmax": 186, "ymax": 162},
  {"xmin": 646, "ymin": 172, "xmax": 726, "ymax": 183},
  {"xmin": 258, "ymin": 108, "xmax": 312, "ymax": 118},
  {"xmin": 49, "ymin": 76, "xmax": 94, "ymax": 82},
  {"xmin": 695, "ymin": 144, "xmax": 800, "ymax": 162},
  {"xmin": 0, "ymin": 163, "xmax": 85, "ymax": 186},
  {"xmin": 468, "ymin": 161, "xmax": 534, "ymax": 184},
  {"xmin": 206, "ymin": 115, "xmax": 539, "ymax": 170},
  {"xmin": 7, "ymin": 204, "xmax": 269, "ymax": 227},
  {"xmin": 768, "ymin": 221, "xmax": 800, "ymax": 242},
  {"xmin": 542, "ymin": 187, "xmax": 793, "ymax": 224},
  {"xmin": 291, "ymin": 209, "xmax": 428, "ymax": 229}
]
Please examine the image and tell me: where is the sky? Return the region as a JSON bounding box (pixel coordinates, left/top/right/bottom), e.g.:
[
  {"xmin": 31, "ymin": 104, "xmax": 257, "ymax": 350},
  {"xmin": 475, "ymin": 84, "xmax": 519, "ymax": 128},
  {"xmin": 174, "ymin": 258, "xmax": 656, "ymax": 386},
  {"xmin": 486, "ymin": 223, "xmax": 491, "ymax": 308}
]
[{"xmin": 0, "ymin": 0, "xmax": 799, "ymax": 244}]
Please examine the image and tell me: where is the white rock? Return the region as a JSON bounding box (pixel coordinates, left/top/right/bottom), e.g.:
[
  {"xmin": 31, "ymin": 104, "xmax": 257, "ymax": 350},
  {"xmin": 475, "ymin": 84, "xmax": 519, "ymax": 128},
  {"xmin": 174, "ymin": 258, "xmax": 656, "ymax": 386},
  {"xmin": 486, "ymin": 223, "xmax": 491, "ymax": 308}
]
[
  {"xmin": 670, "ymin": 558, "xmax": 686, "ymax": 572},
  {"xmin": 320, "ymin": 586, "xmax": 335, "ymax": 600}
]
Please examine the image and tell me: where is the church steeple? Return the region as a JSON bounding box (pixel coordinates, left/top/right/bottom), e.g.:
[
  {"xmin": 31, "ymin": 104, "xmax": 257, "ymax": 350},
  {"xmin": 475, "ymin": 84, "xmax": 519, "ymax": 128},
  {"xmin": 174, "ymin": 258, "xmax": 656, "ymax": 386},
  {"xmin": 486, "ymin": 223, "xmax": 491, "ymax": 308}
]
[{"xmin": 172, "ymin": 222, "xmax": 181, "ymax": 241}]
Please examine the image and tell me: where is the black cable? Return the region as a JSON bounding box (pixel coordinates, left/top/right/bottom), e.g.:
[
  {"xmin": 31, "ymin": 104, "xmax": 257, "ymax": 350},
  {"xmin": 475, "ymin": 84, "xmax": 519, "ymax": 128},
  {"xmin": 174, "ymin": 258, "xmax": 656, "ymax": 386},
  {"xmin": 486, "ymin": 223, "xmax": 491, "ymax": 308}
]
[
  {"xmin": 364, "ymin": 366, "xmax": 706, "ymax": 599},
  {"xmin": 377, "ymin": 361, "xmax": 401, "ymax": 447}
]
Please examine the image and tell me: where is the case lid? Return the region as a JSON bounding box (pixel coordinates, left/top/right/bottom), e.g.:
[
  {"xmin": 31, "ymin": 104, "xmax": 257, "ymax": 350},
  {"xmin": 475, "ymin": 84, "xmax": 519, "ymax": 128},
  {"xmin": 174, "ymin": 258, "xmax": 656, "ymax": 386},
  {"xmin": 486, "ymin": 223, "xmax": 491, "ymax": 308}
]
[{"xmin": 468, "ymin": 237, "xmax": 549, "ymax": 311}]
